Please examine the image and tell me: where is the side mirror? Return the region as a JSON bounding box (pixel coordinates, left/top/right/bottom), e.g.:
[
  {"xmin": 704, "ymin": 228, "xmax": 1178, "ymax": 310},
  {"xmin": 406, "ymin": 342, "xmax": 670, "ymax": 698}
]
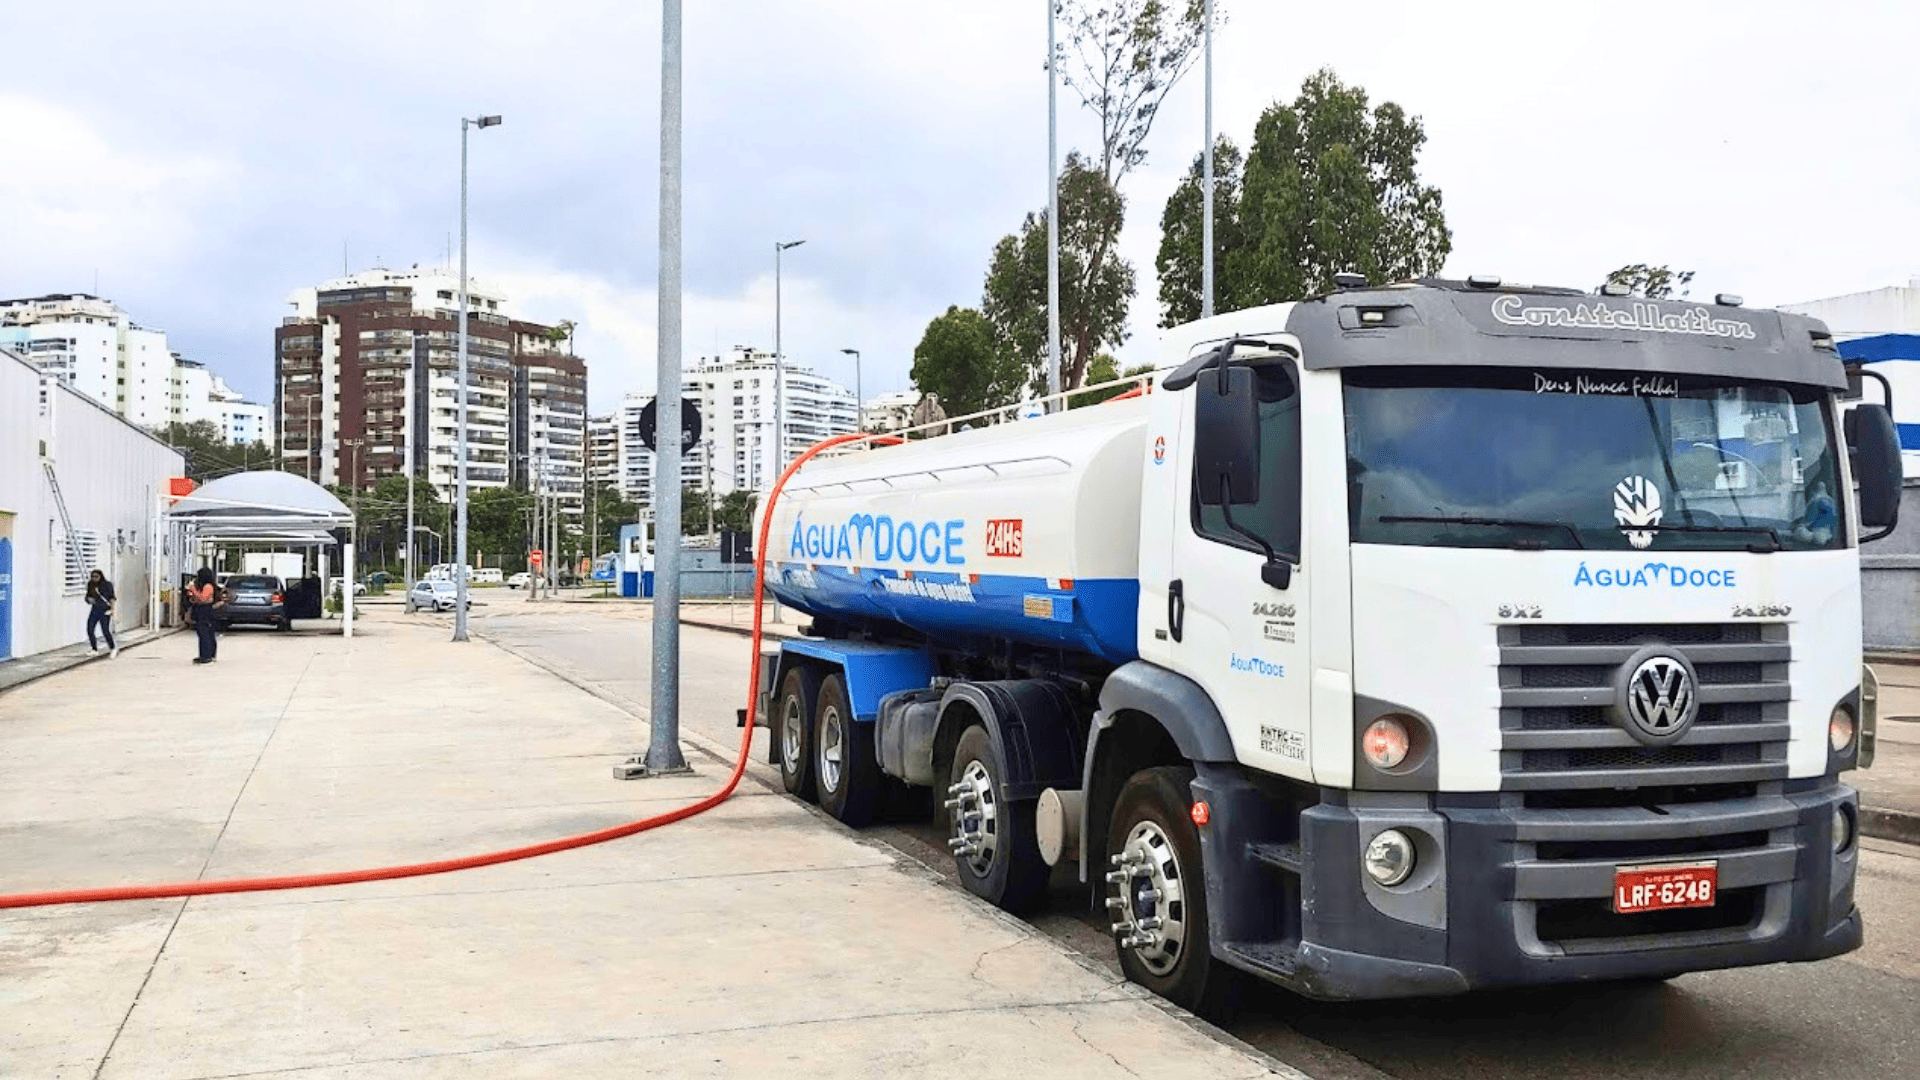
[
  {"xmin": 1845, "ymin": 403, "xmax": 1903, "ymax": 541},
  {"xmin": 1193, "ymin": 366, "xmax": 1260, "ymax": 506}
]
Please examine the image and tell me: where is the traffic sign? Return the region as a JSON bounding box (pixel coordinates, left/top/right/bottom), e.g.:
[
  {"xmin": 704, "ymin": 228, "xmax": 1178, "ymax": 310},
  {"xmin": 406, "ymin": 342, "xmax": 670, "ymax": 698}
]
[
  {"xmin": 530, "ymin": 549, "xmax": 544, "ymax": 565},
  {"xmin": 638, "ymin": 398, "xmax": 702, "ymax": 453}
]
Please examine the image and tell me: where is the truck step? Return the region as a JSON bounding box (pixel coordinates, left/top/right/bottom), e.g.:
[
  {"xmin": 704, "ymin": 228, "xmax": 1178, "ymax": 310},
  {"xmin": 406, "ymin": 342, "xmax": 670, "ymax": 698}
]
[
  {"xmin": 1223, "ymin": 941, "xmax": 1300, "ymax": 979},
  {"xmin": 1248, "ymin": 841, "xmax": 1304, "ymax": 875}
]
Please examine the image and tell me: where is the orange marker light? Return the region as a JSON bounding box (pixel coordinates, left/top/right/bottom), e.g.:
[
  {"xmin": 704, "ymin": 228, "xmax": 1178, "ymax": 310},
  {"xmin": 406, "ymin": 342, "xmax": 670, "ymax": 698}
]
[{"xmin": 1190, "ymin": 801, "xmax": 1211, "ymax": 826}]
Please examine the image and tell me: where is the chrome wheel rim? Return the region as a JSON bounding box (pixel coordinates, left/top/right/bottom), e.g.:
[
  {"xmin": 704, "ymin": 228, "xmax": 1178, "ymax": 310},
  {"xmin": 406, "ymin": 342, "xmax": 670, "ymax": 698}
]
[
  {"xmin": 781, "ymin": 696, "xmax": 805, "ymax": 773},
  {"xmin": 1107, "ymin": 820, "xmax": 1188, "ymax": 977},
  {"xmin": 819, "ymin": 705, "xmax": 844, "ymax": 793},
  {"xmin": 949, "ymin": 759, "xmax": 998, "ymax": 875}
]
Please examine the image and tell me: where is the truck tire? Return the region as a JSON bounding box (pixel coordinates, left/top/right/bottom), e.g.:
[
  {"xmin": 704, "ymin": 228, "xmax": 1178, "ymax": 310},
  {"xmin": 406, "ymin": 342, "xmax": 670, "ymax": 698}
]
[
  {"xmin": 814, "ymin": 675, "xmax": 879, "ymax": 827},
  {"xmin": 947, "ymin": 724, "xmax": 1049, "ymax": 913},
  {"xmin": 776, "ymin": 666, "xmax": 821, "ymax": 802},
  {"xmin": 1106, "ymin": 766, "xmax": 1236, "ymax": 1017}
]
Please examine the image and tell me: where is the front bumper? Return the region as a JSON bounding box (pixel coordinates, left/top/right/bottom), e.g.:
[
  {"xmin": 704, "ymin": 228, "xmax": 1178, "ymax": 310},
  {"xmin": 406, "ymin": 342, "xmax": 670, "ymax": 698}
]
[{"xmin": 1194, "ymin": 767, "xmax": 1862, "ymax": 999}]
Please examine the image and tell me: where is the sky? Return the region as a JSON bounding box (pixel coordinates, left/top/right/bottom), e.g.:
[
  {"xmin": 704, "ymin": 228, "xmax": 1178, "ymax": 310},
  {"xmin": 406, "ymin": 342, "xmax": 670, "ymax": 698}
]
[{"xmin": 4, "ymin": 0, "xmax": 1918, "ymax": 414}]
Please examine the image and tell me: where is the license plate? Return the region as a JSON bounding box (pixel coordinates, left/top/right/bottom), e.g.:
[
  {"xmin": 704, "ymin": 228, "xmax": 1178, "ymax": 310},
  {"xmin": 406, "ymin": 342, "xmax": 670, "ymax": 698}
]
[{"xmin": 1613, "ymin": 861, "xmax": 1718, "ymax": 914}]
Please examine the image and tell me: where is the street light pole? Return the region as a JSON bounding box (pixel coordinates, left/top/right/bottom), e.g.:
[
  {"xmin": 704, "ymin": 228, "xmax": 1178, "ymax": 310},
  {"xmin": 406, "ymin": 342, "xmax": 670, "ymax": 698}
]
[
  {"xmin": 839, "ymin": 347, "xmax": 862, "ymax": 431},
  {"xmin": 1201, "ymin": 0, "xmax": 1215, "ymax": 319},
  {"xmin": 1046, "ymin": 0, "xmax": 1061, "ymax": 406},
  {"xmin": 773, "ymin": 239, "xmax": 805, "ymax": 477},
  {"xmin": 453, "ymin": 111, "xmax": 501, "ymax": 644}
]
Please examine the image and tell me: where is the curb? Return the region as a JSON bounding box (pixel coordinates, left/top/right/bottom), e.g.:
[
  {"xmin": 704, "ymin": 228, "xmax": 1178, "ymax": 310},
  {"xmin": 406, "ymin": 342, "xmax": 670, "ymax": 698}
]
[
  {"xmin": 1866, "ymin": 652, "xmax": 1920, "ymax": 668},
  {"xmin": 678, "ymin": 617, "xmax": 801, "ymax": 642},
  {"xmin": 1861, "ymin": 805, "xmax": 1920, "ymax": 846}
]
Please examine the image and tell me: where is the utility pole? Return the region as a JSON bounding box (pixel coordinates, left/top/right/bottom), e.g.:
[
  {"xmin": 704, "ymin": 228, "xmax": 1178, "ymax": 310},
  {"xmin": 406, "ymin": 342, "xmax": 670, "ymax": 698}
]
[
  {"xmin": 704, "ymin": 439, "xmax": 714, "ymax": 538},
  {"xmin": 630, "ymin": 0, "xmax": 691, "ymax": 778},
  {"xmin": 1201, "ymin": 0, "xmax": 1215, "ymax": 319}
]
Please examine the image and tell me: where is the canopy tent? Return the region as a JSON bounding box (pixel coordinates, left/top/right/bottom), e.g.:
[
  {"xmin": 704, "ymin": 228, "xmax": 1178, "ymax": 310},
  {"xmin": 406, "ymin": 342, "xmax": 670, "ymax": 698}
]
[{"xmin": 158, "ymin": 470, "xmax": 361, "ymax": 636}]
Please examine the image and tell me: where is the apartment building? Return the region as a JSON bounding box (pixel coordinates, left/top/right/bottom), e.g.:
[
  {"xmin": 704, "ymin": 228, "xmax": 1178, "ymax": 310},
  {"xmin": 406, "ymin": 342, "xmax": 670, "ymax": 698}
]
[
  {"xmin": 274, "ymin": 268, "xmax": 587, "ymax": 519},
  {"xmin": 0, "ymin": 293, "xmax": 269, "ymax": 440}
]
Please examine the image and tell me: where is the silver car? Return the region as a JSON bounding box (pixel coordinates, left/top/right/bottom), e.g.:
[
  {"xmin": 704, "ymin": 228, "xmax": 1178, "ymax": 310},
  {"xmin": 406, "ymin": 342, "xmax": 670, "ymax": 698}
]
[{"xmin": 405, "ymin": 579, "xmax": 469, "ymax": 613}]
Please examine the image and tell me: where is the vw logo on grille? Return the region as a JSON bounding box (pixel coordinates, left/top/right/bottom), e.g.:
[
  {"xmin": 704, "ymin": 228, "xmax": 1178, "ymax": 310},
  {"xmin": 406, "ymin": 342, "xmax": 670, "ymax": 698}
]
[{"xmin": 1619, "ymin": 653, "xmax": 1698, "ymax": 744}]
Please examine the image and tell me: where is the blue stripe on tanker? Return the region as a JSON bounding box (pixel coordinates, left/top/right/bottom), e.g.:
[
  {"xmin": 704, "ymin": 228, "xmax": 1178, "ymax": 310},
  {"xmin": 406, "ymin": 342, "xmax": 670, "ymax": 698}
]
[{"xmin": 767, "ymin": 563, "xmax": 1140, "ymax": 665}]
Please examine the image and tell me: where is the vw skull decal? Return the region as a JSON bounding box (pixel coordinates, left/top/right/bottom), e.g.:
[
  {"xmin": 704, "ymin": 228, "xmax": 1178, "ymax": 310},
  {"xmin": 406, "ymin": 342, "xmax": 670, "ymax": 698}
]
[
  {"xmin": 1614, "ymin": 651, "xmax": 1699, "ymax": 745},
  {"xmin": 1613, "ymin": 475, "xmax": 1663, "ymax": 549}
]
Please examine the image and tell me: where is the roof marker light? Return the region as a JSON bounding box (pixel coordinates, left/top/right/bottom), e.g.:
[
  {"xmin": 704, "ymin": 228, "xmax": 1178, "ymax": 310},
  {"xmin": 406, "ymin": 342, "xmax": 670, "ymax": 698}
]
[
  {"xmin": 1334, "ymin": 272, "xmax": 1368, "ymax": 290},
  {"xmin": 1715, "ymin": 293, "xmax": 1744, "ymax": 307},
  {"xmin": 1600, "ymin": 281, "xmax": 1633, "ymax": 297},
  {"xmin": 1466, "ymin": 275, "xmax": 1503, "ymax": 289}
]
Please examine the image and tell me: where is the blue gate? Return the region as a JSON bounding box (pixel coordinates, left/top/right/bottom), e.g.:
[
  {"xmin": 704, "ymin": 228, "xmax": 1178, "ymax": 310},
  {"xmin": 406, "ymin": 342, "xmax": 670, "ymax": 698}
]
[{"xmin": 0, "ymin": 536, "xmax": 12, "ymax": 660}]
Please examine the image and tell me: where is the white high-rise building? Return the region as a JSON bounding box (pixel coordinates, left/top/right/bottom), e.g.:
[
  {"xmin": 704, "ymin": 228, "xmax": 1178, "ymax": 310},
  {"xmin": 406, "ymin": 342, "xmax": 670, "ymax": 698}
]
[
  {"xmin": 0, "ymin": 293, "xmax": 268, "ymax": 441},
  {"xmin": 608, "ymin": 348, "xmax": 857, "ymax": 510}
]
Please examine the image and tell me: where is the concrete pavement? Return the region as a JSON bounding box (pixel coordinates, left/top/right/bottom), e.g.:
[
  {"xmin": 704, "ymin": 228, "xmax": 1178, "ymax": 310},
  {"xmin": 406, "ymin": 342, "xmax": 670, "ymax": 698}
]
[
  {"xmin": 0, "ymin": 608, "xmax": 1290, "ymax": 1079},
  {"xmin": 1854, "ymin": 665, "xmax": 1920, "ymax": 844}
]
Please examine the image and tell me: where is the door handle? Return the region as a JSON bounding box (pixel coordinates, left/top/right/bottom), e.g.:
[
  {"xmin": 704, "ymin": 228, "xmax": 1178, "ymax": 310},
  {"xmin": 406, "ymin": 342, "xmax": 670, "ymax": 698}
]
[{"xmin": 1168, "ymin": 578, "xmax": 1184, "ymax": 643}]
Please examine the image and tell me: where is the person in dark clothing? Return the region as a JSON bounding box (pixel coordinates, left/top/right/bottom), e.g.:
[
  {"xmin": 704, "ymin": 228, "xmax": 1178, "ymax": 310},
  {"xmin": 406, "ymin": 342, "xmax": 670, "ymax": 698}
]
[
  {"xmin": 85, "ymin": 569, "xmax": 118, "ymax": 657},
  {"xmin": 185, "ymin": 566, "xmax": 223, "ymax": 664}
]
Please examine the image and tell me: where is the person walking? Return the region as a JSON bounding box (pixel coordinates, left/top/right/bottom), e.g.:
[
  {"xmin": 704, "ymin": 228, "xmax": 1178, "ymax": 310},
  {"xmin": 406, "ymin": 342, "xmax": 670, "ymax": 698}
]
[
  {"xmin": 185, "ymin": 567, "xmax": 224, "ymax": 664},
  {"xmin": 84, "ymin": 569, "xmax": 118, "ymax": 658}
]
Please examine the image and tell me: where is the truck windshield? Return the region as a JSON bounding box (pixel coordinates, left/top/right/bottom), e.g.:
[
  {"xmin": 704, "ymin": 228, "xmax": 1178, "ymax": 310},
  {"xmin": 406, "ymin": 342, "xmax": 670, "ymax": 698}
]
[{"xmin": 1344, "ymin": 367, "xmax": 1844, "ymax": 552}]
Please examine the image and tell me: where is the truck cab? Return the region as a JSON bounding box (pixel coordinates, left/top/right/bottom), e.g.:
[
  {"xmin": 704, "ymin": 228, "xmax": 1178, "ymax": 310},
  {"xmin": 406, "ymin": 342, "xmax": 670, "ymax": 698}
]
[{"xmin": 758, "ymin": 279, "xmax": 1904, "ymax": 1015}]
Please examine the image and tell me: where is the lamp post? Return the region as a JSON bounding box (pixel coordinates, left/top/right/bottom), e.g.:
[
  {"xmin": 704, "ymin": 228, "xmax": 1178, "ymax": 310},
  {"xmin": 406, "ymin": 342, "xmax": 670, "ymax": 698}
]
[
  {"xmin": 773, "ymin": 239, "xmax": 805, "ymax": 476},
  {"xmin": 1046, "ymin": 0, "xmax": 1061, "ymax": 406},
  {"xmin": 453, "ymin": 111, "xmax": 502, "ymax": 644},
  {"xmin": 1201, "ymin": 0, "xmax": 1215, "ymax": 319},
  {"xmin": 839, "ymin": 347, "xmax": 862, "ymax": 432}
]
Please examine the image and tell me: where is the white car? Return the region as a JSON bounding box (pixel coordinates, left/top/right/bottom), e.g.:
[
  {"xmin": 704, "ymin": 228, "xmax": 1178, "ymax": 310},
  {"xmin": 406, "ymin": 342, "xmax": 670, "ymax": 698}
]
[
  {"xmin": 330, "ymin": 577, "xmax": 369, "ymax": 596},
  {"xmin": 507, "ymin": 572, "xmax": 531, "ymax": 589},
  {"xmin": 405, "ymin": 579, "xmax": 469, "ymax": 613}
]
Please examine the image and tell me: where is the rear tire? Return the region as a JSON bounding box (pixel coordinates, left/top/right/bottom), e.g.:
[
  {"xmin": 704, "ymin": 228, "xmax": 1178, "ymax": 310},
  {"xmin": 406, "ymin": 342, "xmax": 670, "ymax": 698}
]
[
  {"xmin": 946, "ymin": 724, "xmax": 1049, "ymax": 913},
  {"xmin": 1106, "ymin": 766, "xmax": 1238, "ymax": 1018},
  {"xmin": 814, "ymin": 675, "xmax": 879, "ymax": 826},
  {"xmin": 776, "ymin": 666, "xmax": 821, "ymax": 801}
]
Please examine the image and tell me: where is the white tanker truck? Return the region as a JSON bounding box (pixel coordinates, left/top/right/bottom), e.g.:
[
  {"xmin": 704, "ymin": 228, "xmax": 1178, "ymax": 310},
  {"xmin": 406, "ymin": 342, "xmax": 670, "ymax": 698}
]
[{"xmin": 754, "ymin": 277, "xmax": 1903, "ymax": 1014}]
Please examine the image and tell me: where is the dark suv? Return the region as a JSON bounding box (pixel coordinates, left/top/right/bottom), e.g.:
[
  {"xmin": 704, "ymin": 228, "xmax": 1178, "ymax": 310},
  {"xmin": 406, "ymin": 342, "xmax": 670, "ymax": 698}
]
[{"xmin": 220, "ymin": 575, "xmax": 291, "ymax": 631}]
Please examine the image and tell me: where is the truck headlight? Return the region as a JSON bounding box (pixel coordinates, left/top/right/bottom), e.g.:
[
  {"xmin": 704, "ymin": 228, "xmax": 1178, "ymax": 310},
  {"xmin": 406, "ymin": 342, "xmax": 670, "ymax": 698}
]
[
  {"xmin": 1362, "ymin": 717, "xmax": 1411, "ymax": 770},
  {"xmin": 1363, "ymin": 829, "xmax": 1416, "ymax": 887},
  {"xmin": 1833, "ymin": 805, "xmax": 1855, "ymax": 854},
  {"xmin": 1829, "ymin": 706, "xmax": 1856, "ymax": 753}
]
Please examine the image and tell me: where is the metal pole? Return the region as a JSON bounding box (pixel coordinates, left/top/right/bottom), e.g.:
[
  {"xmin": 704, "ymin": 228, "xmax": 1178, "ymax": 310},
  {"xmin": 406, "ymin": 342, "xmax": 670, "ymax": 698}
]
[
  {"xmin": 1201, "ymin": 0, "xmax": 1215, "ymax": 320},
  {"xmin": 641, "ymin": 0, "xmax": 690, "ymax": 776},
  {"xmin": 453, "ymin": 119, "xmax": 472, "ymax": 642},
  {"xmin": 1046, "ymin": 0, "xmax": 1061, "ymax": 404},
  {"xmin": 774, "ymin": 244, "xmax": 784, "ymax": 472}
]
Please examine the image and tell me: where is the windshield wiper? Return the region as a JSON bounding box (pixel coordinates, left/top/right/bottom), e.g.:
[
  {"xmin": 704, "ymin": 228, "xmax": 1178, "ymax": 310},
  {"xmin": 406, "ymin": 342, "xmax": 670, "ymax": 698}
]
[
  {"xmin": 1625, "ymin": 521, "xmax": 1783, "ymax": 552},
  {"xmin": 1379, "ymin": 515, "xmax": 1584, "ymax": 550}
]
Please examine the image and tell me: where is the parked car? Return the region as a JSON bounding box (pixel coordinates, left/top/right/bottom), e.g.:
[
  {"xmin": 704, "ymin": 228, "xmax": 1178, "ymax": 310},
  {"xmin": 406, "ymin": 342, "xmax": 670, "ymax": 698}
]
[
  {"xmin": 405, "ymin": 579, "xmax": 469, "ymax": 613},
  {"xmin": 220, "ymin": 574, "xmax": 291, "ymax": 631},
  {"xmin": 507, "ymin": 572, "xmax": 531, "ymax": 589},
  {"xmin": 330, "ymin": 577, "xmax": 369, "ymax": 597}
]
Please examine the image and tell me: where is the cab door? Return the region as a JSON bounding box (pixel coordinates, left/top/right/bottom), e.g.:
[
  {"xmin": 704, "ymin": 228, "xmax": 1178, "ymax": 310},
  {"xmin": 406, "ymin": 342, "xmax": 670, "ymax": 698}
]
[{"xmin": 1161, "ymin": 357, "xmax": 1313, "ymax": 782}]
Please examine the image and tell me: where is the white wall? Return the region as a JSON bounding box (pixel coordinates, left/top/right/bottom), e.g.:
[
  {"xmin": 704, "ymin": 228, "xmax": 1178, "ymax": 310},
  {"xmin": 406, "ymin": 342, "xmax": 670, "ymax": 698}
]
[{"xmin": 0, "ymin": 350, "xmax": 184, "ymax": 660}]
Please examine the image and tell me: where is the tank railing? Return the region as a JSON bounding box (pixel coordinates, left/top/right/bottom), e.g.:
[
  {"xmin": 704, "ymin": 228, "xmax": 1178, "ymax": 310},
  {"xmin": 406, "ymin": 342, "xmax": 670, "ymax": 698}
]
[{"xmin": 822, "ymin": 369, "xmax": 1160, "ymax": 458}]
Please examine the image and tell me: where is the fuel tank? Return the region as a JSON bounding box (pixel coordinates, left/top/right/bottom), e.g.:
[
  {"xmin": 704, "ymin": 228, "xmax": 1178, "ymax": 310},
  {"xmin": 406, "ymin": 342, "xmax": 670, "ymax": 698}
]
[{"xmin": 761, "ymin": 399, "xmax": 1148, "ymax": 663}]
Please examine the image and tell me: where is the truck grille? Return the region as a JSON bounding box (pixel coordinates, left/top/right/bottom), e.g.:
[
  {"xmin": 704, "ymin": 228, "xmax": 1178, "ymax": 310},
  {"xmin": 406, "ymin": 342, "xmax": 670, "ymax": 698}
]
[{"xmin": 1498, "ymin": 623, "xmax": 1791, "ymax": 791}]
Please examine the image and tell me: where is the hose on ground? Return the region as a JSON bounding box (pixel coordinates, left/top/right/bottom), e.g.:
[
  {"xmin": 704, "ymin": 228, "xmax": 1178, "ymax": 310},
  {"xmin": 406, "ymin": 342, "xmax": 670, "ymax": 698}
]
[{"xmin": 0, "ymin": 431, "xmax": 902, "ymax": 910}]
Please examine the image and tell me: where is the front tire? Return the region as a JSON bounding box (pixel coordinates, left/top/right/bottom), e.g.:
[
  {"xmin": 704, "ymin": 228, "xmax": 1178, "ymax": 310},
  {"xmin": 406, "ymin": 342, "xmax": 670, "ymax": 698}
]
[
  {"xmin": 1106, "ymin": 766, "xmax": 1237, "ymax": 1017},
  {"xmin": 815, "ymin": 675, "xmax": 879, "ymax": 826},
  {"xmin": 946, "ymin": 724, "xmax": 1049, "ymax": 913},
  {"xmin": 776, "ymin": 666, "xmax": 821, "ymax": 801}
]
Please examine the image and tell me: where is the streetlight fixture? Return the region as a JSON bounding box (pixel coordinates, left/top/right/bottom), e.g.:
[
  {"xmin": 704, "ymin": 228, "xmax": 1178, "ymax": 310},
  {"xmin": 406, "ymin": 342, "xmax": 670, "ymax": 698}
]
[
  {"xmin": 453, "ymin": 111, "xmax": 502, "ymax": 644},
  {"xmin": 773, "ymin": 239, "xmax": 805, "ymax": 476},
  {"xmin": 839, "ymin": 348, "xmax": 862, "ymax": 432}
]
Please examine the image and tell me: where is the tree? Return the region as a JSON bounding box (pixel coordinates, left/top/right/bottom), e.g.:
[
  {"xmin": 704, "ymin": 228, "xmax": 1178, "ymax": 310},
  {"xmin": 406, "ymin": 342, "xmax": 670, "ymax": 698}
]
[
  {"xmin": 149, "ymin": 420, "xmax": 262, "ymax": 483},
  {"xmin": 717, "ymin": 490, "xmax": 758, "ymax": 534},
  {"xmin": 911, "ymin": 305, "xmax": 1024, "ymax": 420},
  {"xmin": 1157, "ymin": 68, "xmax": 1451, "ymax": 317},
  {"xmin": 1155, "ymin": 136, "xmax": 1244, "ymax": 326},
  {"xmin": 1602, "ymin": 264, "xmax": 1695, "ymax": 300},
  {"xmin": 588, "ymin": 483, "xmax": 639, "ymax": 557},
  {"xmin": 982, "ymin": 152, "xmax": 1136, "ymax": 394},
  {"xmin": 1056, "ymin": 0, "xmax": 1214, "ymax": 185},
  {"xmin": 1070, "ymin": 357, "xmax": 1155, "ymax": 408}
]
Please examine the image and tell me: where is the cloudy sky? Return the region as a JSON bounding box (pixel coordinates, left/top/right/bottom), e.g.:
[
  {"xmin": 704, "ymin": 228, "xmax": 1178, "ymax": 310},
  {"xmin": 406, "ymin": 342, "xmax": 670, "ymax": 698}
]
[{"xmin": 4, "ymin": 1, "xmax": 1917, "ymax": 412}]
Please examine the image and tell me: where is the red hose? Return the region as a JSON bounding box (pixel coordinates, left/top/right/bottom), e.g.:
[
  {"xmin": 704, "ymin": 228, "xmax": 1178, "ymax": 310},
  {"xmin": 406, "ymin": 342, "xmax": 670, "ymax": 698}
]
[{"xmin": 0, "ymin": 431, "xmax": 903, "ymax": 910}]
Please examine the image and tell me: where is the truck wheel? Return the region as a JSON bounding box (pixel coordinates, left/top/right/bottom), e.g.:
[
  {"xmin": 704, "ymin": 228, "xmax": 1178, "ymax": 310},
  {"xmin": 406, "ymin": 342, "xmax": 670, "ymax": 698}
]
[
  {"xmin": 814, "ymin": 675, "xmax": 879, "ymax": 827},
  {"xmin": 1106, "ymin": 766, "xmax": 1235, "ymax": 1017},
  {"xmin": 776, "ymin": 666, "xmax": 821, "ymax": 802},
  {"xmin": 947, "ymin": 724, "xmax": 1049, "ymax": 913}
]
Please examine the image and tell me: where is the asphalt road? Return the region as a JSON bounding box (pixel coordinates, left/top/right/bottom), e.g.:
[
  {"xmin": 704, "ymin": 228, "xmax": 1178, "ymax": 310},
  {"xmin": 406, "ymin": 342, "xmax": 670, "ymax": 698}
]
[{"xmin": 465, "ymin": 603, "xmax": 1920, "ymax": 1080}]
